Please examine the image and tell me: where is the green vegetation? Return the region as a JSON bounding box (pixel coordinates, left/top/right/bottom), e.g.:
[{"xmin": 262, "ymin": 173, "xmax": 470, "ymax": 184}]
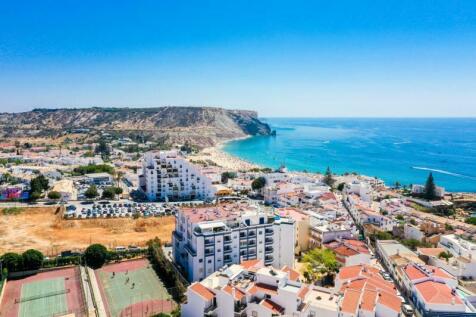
[
  {"xmin": 1, "ymin": 252, "xmax": 24, "ymax": 272},
  {"xmin": 370, "ymin": 231, "xmax": 393, "ymax": 241},
  {"xmin": 337, "ymin": 182, "xmax": 345, "ymax": 191},
  {"xmin": 251, "ymin": 176, "xmax": 266, "ymax": 191},
  {"xmin": 221, "ymin": 171, "xmax": 237, "ymax": 183},
  {"xmin": 72, "ymin": 164, "xmax": 114, "ymax": 175},
  {"xmin": 101, "ymin": 186, "xmax": 123, "ymax": 199},
  {"xmin": 424, "ymin": 172, "xmax": 438, "ymax": 200},
  {"xmin": 438, "ymin": 251, "xmax": 453, "ymax": 261},
  {"xmin": 401, "ymin": 239, "xmax": 432, "ymax": 250},
  {"xmin": 85, "ymin": 185, "xmax": 99, "ymax": 199},
  {"xmin": 396, "ymin": 215, "xmax": 404, "ymax": 221},
  {"xmin": 95, "ymin": 139, "xmax": 111, "ymax": 159},
  {"xmin": 147, "ymin": 238, "xmax": 187, "ymax": 302},
  {"xmin": 323, "ymin": 167, "xmax": 336, "ymax": 187},
  {"xmin": 2, "ymin": 207, "xmax": 24, "ymax": 215},
  {"xmin": 22, "ymin": 249, "xmax": 44, "ymax": 270},
  {"xmin": 302, "ymin": 248, "xmax": 340, "ymax": 285},
  {"xmin": 84, "ymin": 244, "xmax": 108, "ymax": 269},
  {"xmin": 47, "ymin": 191, "xmax": 61, "ymax": 200},
  {"xmin": 466, "ymin": 217, "xmax": 476, "ymax": 225},
  {"xmin": 30, "ymin": 174, "xmax": 49, "ymax": 200}
]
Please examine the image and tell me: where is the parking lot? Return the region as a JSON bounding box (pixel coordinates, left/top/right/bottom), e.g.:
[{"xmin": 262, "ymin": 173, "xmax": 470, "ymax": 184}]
[{"xmin": 64, "ymin": 201, "xmax": 176, "ymax": 219}]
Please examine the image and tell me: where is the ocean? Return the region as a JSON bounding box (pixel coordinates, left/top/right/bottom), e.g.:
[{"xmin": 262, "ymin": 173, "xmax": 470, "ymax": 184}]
[{"xmin": 223, "ymin": 118, "xmax": 476, "ymax": 192}]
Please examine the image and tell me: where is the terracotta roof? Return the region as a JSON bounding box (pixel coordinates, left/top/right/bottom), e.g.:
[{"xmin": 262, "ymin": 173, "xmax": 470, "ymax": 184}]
[
  {"xmin": 240, "ymin": 259, "xmax": 263, "ymax": 270},
  {"xmin": 190, "ymin": 282, "xmax": 215, "ymax": 301},
  {"xmin": 248, "ymin": 283, "xmax": 279, "ymax": 296},
  {"xmin": 415, "ymin": 280, "xmax": 463, "ymax": 305},
  {"xmin": 261, "ymin": 299, "xmax": 285, "ymax": 314},
  {"xmin": 378, "ymin": 290, "xmax": 403, "ymax": 312},
  {"xmin": 338, "ymin": 264, "xmax": 402, "ymax": 314},
  {"xmin": 404, "ymin": 264, "xmax": 427, "ymax": 281},
  {"xmin": 417, "ymin": 247, "xmax": 446, "ymax": 257},
  {"xmin": 341, "ymin": 289, "xmax": 361, "ymax": 314},
  {"xmin": 223, "ymin": 284, "xmax": 246, "ymax": 301},
  {"xmin": 298, "ymin": 285, "xmax": 310, "ymax": 300},
  {"xmin": 282, "ymin": 265, "xmax": 300, "ymax": 281}
]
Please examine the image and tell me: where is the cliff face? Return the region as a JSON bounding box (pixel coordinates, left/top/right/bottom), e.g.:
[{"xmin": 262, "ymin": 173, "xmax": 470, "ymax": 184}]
[{"xmin": 0, "ymin": 107, "xmax": 271, "ymax": 147}]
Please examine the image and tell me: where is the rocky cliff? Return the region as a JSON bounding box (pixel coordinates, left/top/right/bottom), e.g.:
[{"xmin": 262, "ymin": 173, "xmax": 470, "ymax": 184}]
[{"xmin": 0, "ymin": 107, "xmax": 271, "ymax": 147}]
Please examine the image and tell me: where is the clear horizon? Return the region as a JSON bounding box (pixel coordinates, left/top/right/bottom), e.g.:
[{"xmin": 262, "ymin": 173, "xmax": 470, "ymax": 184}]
[{"xmin": 1, "ymin": 1, "xmax": 476, "ymax": 117}]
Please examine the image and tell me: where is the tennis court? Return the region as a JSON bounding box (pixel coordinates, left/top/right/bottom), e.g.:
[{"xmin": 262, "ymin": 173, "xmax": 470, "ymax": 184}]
[
  {"xmin": 0, "ymin": 267, "xmax": 86, "ymax": 317},
  {"xmin": 95, "ymin": 259, "xmax": 175, "ymax": 317}
]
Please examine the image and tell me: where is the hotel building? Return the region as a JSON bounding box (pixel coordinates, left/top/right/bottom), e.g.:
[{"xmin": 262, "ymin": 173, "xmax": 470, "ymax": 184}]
[
  {"xmin": 172, "ymin": 201, "xmax": 295, "ymax": 282},
  {"xmin": 141, "ymin": 151, "xmax": 216, "ymax": 201}
]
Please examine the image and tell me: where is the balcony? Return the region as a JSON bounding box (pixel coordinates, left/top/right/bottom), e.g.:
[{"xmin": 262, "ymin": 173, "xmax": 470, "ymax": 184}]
[
  {"xmin": 265, "ymin": 247, "xmax": 273, "ymax": 253},
  {"xmin": 224, "ymin": 256, "xmax": 233, "ymax": 264},
  {"xmin": 265, "ymin": 255, "xmax": 273, "ymax": 263},
  {"xmin": 239, "ymin": 233, "xmax": 247, "ymax": 239},
  {"xmin": 265, "ymin": 229, "xmax": 274, "ymax": 236},
  {"xmin": 204, "ymin": 239, "xmax": 214, "ymax": 246},
  {"xmin": 265, "ymin": 238, "xmax": 273, "ymax": 244},
  {"xmin": 248, "ymin": 231, "xmax": 256, "ymax": 238},
  {"xmin": 224, "ymin": 247, "xmax": 232, "ymax": 254},
  {"xmin": 224, "ymin": 236, "xmax": 232, "ymax": 244},
  {"xmin": 205, "ymin": 249, "xmax": 214, "ymax": 256},
  {"xmin": 173, "ymin": 230, "xmax": 184, "ymax": 242},
  {"xmin": 248, "ymin": 240, "xmax": 256, "ymax": 247}
]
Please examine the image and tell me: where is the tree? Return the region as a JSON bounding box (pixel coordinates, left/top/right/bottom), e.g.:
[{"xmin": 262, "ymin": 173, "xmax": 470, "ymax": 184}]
[
  {"xmin": 95, "ymin": 139, "xmax": 110, "ymax": 159},
  {"xmin": 1, "ymin": 252, "xmax": 23, "ymax": 272},
  {"xmin": 465, "ymin": 217, "xmax": 476, "ymax": 225},
  {"xmin": 101, "ymin": 187, "xmax": 117, "ymax": 199},
  {"xmin": 323, "ymin": 167, "xmax": 335, "ymax": 187},
  {"xmin": 424, "ymin": 173, "xmax": 437, "ymax": 200},
  {"xmin": 302, "ymin": 248, "xmax": 340, "ymax": 284},
  {"xmin": 438, "ymin": 251, "xmax": 453, "ymax": 262},
  {"xmin": 84, "ymin": 185, "xmax": 99, "ymax": 199},
  {"xmin": 47, "ymin": 191, "xmax": 61, "ymax": 200},
  {"xmin": 251, "ymin": 177, "xmax": 266, "ymax": 191},
  {"xmin": 337, "ymin": 182, "xmax": 345, "ymax": 191},
  {"xmin": 30, "ymin": 175, "xmax": 49, "ymax": 199},
  {"xmin": 22, "ymin": 249, "xmax": 44, "ymax": 270},
  {"xmin": 221, "ymin": 172, "xmax": 237, "ymax": 184},
  {"xmin": 84, "ymin": 244, "xmax": 108, "ymax": 269}
]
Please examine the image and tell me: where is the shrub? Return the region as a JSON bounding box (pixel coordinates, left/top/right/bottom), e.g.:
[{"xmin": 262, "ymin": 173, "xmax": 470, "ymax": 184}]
[
  {"xmin": 1, "ymin": 252, "xmax": 24, "ymax": 272},
  {"xmin": 22, "ymin": 249, "xmax": 44, "ymax": 270},
  {"xmin": 84, "ymin": 244, "xmax": 108, "ymax": 269},
  {"xmin": 47, "ymin": 191, "xmax": 62, "ymax": 200}
]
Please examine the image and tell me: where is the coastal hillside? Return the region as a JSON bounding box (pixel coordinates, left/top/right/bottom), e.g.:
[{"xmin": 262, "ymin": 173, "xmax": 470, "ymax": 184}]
[{"xmin": 0, "ymin": 107, "xmax": 271, "ymax": 147}]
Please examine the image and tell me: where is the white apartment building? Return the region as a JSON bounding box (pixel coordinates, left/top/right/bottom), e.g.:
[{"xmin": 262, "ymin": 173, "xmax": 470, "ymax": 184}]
[
  {"xmin": 412, "ymin": 184, "xmax": 445, "ymax": 198},
  {"xmin": 142, "ymin": 151, "xmax": 216, "ymax": 201},
  {"xmin": 344, "ymin": 180, "xmax": 373, "ymax": 202},
  {"xmin": 172, "ymin": 201, "xmax": 295, "ymax": 282},
  {"xmin": 439, "ymin": 234, "xmax": 476, "ymax": 259}
]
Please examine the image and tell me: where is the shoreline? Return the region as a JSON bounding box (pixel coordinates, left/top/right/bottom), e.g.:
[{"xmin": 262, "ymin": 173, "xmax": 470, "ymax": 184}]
[{"xmin": 192, "ymin": 136, "xmax": 263, "ymax": 171}]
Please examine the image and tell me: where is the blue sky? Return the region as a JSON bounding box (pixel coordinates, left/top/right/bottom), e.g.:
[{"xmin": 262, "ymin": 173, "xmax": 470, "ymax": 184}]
[{"xmin": 1, "ymin": 1, "xmax": 475, "ymax": 117}]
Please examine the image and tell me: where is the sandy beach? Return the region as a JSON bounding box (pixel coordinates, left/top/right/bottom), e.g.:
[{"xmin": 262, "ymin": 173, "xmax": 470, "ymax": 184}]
[{"xmin": 190, "ymin": 139, "xmax": 262, "ymax": 171}]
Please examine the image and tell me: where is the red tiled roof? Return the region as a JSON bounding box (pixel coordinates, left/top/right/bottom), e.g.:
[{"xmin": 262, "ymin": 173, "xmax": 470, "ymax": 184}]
[
  {"xmin": 341, "ymin": 289, "xmax": 361, "ymax": 314},
  {"xmin": 298, "ymin": 285, "xmax": 310, "ymax": 300},
  {"xmin": 223, "ymin": 284, "xmax": 246, "ymax": 300},
  {"xmin": 415, "ymin": 280, "xmax": 463, "ymax": 305},
  {"xmin": 248, "ymin": 283, "xmax": 279, "ymax": 296},
  {"xmin": 282, "ymin": 265, "xmax": 300, "ymax": 281},
  {"xmin": 240, "ymin": 259, "xmax": 263, "ymax": 270},
  {"xmin": 261, "ymin": 299, "xmax": 285, "ymax": 314},
  {"xmin": 190, "ymin": 282, "xmax": 215, "ymax": 301}
]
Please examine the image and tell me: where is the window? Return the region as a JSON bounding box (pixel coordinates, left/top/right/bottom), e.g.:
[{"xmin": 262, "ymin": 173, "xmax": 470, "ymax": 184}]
[
  {"xmin": 208, "ymin": 259, "xmax": 212, "ymax": 263},
  {"xmin": 199, "ymin": 259, "xmax": 203, "ymax": 263}
]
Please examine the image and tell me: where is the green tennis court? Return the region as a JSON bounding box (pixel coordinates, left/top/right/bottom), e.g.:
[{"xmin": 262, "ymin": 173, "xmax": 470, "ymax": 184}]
[
  {"xmin": 18, "ymin": 277, "xmax": 68, "ymax": 317},
  {"xmin": 98, "ymin": 265, "xmax": 171, "ymax": 317}
]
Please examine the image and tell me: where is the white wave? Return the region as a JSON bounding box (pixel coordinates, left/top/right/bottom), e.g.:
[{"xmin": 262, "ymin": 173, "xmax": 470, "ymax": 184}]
[
  {"xmin": 394, "ymin": 141, "xmax": 411, "ymax": 145},
  {"xmin": 412, "ymin": 166, "xmax": 476, "ymax": 181}
]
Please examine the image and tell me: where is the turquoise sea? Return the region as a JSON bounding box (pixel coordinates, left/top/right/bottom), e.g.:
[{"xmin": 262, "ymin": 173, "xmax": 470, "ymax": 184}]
[{"xmin": 223, "ymin": 118, "xmax": 476, "ymax": 192}]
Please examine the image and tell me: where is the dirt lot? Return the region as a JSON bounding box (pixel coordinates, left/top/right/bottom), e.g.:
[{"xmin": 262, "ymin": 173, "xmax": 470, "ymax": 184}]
[{"xmin": 0, "ymin": 206, "xmax": 175, "ymax": 255}]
